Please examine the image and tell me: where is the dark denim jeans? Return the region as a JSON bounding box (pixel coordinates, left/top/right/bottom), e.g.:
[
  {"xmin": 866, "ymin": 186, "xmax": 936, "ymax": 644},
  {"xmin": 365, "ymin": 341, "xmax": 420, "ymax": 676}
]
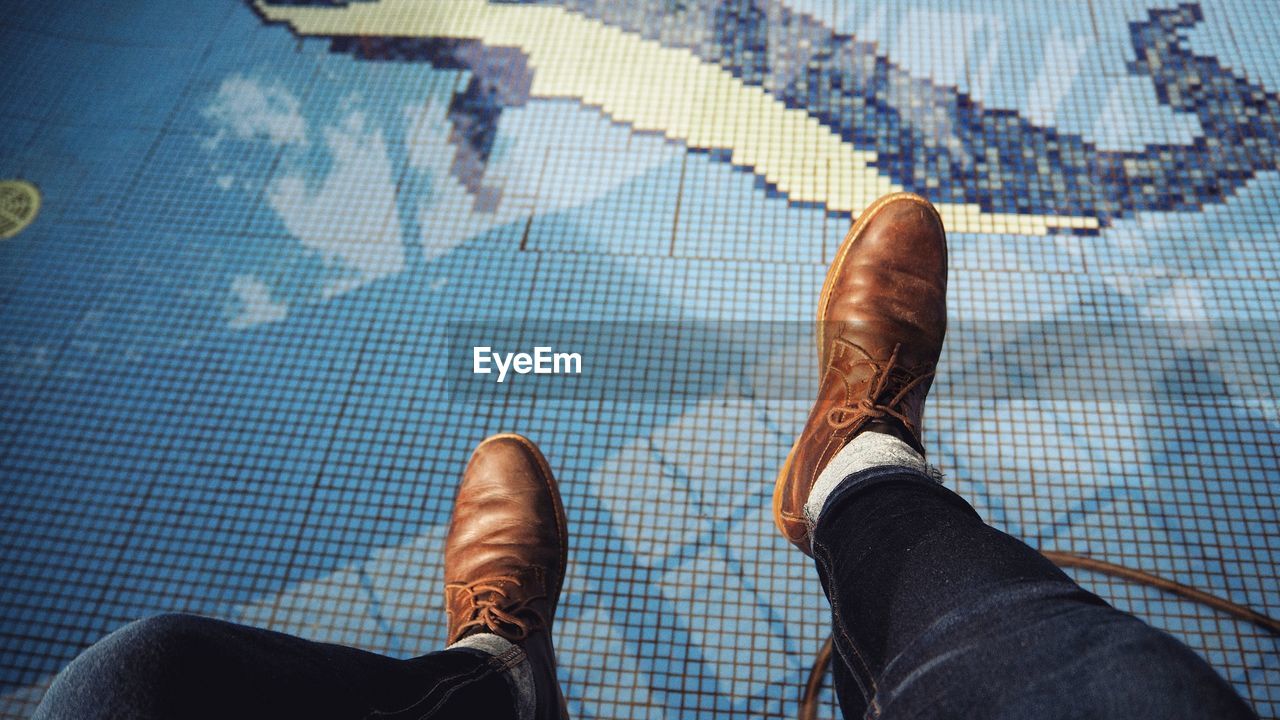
[
  {"xmin": 814, "ymin": 468, "xmax": 1256, "ymax": 719},
  {"xmin": 31, "ymin": 614, "xmax": 523, "ymax": 720},
  {"xmin": 35, "ymin": 469, "xmax": 1256, "ymax": 719}
]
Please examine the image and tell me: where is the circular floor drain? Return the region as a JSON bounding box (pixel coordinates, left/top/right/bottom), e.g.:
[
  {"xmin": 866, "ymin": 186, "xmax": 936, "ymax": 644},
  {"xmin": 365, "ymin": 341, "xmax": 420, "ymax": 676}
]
[{"xmin": 0, "ymin": 180, "xmax": 41, "ymax": 239}]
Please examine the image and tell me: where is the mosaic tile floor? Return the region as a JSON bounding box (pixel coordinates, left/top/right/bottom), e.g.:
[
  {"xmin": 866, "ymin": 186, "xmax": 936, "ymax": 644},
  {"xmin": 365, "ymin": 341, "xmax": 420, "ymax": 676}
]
[{"xmin": 1, "ymin": 0, "xmax": 1278, "ymax": 717}]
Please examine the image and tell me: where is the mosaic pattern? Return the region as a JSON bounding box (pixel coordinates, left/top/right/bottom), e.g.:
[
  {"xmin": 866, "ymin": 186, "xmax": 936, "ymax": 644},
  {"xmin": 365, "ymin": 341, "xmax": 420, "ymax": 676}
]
[
  {"xmin": 1, "ymin": 1, "xmax": 1278, "ymax": 718},
  {"xmin": 258, "ymin": 0, "xmax": 1280, "ymax": 233}
]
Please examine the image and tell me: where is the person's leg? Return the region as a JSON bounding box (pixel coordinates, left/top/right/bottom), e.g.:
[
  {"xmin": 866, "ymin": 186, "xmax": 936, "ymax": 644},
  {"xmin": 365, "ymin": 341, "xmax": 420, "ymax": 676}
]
[
  {"xmin": 35, "ymin": 433, "xmax": 571, "ymax": 720},
  {"xmin": 775, "ymin": 193, "xmax": 1255, "ymax": 719},
  {"xmin": 34, "ymin": 612, "xmax": 526, "ymax": 720},
  {"xmin": 809, "ymin": 433, "xmax": 1256, "ymax": 719}
]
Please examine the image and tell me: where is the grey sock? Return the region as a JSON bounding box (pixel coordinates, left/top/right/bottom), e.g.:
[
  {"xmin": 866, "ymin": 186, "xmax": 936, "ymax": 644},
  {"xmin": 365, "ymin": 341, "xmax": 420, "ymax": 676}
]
[{"xmin": 803, "ymin": 431, "xmax": 943, "ymax": 541}]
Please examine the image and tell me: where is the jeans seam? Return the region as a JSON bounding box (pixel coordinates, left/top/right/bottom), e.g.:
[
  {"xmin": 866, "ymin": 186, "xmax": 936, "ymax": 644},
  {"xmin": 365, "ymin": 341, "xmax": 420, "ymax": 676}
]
[
  {"xmin": 410, "ymin": 661, "xmax": 504, "ymax": 720},
  {"xmin": 361, "ymin": 660, "xmax": 497, "ymax": 720},
  {"xmin": 815, "ymin": 542, "xmax": 881, "ymax": 713}
]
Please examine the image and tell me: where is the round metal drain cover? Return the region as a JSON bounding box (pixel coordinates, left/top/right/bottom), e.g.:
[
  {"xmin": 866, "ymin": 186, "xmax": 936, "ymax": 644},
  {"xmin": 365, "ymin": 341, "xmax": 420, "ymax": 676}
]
[{"xmin": 0, "ymin": 180, "xmax": 41, "ymax": 239}]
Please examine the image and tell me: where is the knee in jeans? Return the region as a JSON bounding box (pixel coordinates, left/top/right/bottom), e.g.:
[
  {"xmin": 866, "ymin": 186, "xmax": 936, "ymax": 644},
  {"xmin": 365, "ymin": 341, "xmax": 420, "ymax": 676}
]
[
  {"xmin": 119, "ymin": 612, "xmax": 210, "ymax": 641},
  {"xmin": 87, "ymin": 613, "xmax": 215, "ymax": 670},
  {"xmin": 36, "ymin": 614, "xmax": 214, "ymax": 718}
]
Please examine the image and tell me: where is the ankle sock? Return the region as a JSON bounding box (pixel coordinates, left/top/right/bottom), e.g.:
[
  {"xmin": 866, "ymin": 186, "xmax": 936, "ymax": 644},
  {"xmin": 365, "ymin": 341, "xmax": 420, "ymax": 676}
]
[
  {"xmin": 804, "ymin": 431, "xmax": 943, "ymax": 533},
  {"xmin": 448, "ymin": 633, "xmax": 536, "ymax": 720}
]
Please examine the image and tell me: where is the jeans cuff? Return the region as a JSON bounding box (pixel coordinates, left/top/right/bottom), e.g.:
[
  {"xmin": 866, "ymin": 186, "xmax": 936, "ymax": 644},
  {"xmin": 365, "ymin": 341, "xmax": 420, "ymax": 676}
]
[
  {"xmin": 804, "ymin": 431, "xmax": 943, "ymax": 541},
  {"xmin": 448, "ymin": 634, "xmax": 536, "ymax": 720},
  {"xmin": 816, "ymin": 464, "xmax": 945, "ymax": 533}
]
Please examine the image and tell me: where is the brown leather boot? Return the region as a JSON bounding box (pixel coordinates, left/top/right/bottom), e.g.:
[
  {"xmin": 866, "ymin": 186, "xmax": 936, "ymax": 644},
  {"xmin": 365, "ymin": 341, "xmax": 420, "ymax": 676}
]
[
  {"xmin": 445, "ymin": 433, "xmax": 570, "ymax": 719},
  {"xmin": 773, "ymin": 192, "xmax": 948, "ymax": 556}
]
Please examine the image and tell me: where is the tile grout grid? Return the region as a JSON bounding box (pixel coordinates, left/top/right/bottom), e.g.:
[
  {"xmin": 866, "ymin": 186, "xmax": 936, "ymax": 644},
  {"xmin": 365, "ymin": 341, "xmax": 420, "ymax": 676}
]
[{"xmin": 1, "ymin": 0, "xmax": 1278, "ymax": 717}]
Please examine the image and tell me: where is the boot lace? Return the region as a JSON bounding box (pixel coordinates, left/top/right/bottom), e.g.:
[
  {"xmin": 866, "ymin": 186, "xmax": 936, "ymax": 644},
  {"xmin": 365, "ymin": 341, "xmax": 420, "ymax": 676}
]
[
  {"xmin": 448, "ymin": 576, "xmax": 548, "ymax": 642},
  {"xmin": 825, "ymin": 342, "xmax": 933, "ymax": 437}
]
